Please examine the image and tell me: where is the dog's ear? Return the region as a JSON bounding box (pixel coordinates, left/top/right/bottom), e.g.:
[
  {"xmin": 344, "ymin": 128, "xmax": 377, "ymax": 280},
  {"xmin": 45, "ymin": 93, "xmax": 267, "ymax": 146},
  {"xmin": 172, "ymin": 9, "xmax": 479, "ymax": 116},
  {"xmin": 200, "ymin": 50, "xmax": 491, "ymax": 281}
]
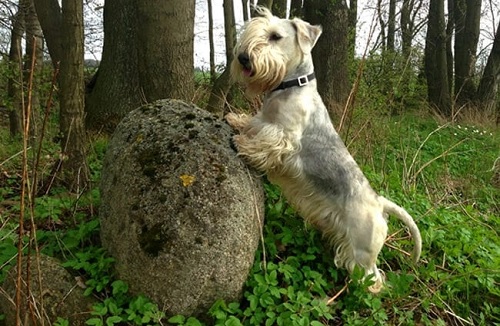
[
  {"xmin": 292, "ymin": 18, "xmax": 322, "ymax": 54},
  {"xmin": 253, "ymin": 5, "xmax": 273, "ymax": 19}
]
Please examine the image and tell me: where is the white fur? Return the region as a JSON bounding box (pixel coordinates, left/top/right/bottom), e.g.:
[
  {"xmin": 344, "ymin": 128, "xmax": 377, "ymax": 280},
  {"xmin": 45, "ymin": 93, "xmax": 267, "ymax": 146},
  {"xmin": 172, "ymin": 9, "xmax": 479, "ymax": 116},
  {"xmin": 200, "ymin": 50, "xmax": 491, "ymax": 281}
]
[{"xmin": 227, "ymin": 7, "xmax": 421, "ymax": 293}]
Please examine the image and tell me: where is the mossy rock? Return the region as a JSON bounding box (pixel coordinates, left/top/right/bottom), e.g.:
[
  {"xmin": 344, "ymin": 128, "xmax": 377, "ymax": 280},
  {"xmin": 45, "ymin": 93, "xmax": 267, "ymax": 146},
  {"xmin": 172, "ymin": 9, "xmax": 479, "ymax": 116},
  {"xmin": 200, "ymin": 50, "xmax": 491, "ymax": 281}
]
[
  {"xmin": 99, "ymin": 99, "xmax": 264, "ymax": 319},
  {"xmin": 0, "ymin": 255, "xmax": 95, "ymax": 325}
]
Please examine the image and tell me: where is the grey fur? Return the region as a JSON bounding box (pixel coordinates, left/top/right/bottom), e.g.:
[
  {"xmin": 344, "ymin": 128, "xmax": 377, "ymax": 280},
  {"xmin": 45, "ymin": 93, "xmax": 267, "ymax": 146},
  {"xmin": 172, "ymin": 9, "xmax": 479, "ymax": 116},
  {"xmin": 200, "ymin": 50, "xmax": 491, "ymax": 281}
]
[{"xmin": 226, "ymin": 7, "xmax": 421, "ymax": 293}]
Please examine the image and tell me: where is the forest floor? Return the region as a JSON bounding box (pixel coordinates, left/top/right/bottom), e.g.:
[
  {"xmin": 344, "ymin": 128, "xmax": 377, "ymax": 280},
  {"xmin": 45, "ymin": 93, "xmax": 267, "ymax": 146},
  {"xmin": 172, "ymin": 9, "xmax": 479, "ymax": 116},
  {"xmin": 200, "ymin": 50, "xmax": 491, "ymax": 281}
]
[{"xmin": 0, "ymin": 109, "xmax": 499, "ymax": 325}]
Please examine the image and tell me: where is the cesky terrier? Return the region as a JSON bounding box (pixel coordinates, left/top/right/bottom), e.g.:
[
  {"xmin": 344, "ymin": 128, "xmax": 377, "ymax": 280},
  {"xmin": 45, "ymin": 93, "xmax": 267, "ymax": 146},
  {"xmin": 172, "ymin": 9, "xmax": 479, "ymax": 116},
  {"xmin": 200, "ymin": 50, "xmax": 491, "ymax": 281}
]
[{"xmin": 225, "ymin": 7, "xmax": 422, "ymax": 293}]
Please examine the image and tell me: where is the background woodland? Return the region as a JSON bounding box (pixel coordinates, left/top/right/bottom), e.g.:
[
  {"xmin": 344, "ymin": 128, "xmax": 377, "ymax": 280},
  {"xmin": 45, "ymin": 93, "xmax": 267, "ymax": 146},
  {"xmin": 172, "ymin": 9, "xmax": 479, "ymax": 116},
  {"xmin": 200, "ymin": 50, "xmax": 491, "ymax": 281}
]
[{"xmin": 0, "ymin": 0, "xmax": 499, "ymax": 325}]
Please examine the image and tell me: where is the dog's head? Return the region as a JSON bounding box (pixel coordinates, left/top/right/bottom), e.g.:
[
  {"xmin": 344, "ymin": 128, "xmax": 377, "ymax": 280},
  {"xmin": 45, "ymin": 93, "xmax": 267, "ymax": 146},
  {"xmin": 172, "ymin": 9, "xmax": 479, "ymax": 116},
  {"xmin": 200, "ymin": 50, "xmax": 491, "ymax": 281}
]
[{"xmin": 231, "ymin": 7, "xmax": 322, "ymax": 96}]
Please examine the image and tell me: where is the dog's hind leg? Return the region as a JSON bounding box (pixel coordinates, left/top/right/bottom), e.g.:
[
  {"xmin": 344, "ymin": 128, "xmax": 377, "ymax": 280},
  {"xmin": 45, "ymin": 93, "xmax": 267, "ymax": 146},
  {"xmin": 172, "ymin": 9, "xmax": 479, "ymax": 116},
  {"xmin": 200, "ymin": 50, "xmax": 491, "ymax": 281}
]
[{"xmin": 349, "ymin": 210, "xmax": 388, "ymax": 293}]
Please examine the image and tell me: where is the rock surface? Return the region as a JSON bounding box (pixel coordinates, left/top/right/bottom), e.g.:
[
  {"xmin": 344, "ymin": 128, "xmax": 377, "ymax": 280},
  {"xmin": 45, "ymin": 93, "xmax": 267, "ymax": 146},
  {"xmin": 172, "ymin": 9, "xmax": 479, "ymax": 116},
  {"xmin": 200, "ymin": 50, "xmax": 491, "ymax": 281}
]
[
  {"xmin": 0, "ymin": 255, "xmax": 95, "ymax": 325},
  {"xmin": 99, "ymin": 99, "xmax": 264, "ymax": 318}
]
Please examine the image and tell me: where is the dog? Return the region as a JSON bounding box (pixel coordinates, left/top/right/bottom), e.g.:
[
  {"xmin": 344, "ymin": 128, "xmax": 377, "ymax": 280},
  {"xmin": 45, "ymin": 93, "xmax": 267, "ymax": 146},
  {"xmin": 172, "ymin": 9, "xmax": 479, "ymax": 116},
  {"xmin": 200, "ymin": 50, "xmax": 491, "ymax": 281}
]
[{"xmin": 225, "ymin": 7, "xmax": 422, "ymax": 293}]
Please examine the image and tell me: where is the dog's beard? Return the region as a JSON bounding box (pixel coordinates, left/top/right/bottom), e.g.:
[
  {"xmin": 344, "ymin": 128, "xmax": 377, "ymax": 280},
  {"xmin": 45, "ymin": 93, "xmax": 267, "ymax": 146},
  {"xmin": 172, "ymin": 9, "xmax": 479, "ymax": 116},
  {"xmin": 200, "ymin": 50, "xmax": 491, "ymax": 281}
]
[
  {"xmin": 249, "ymin": 48, "xmax": 286, "ymax": 94},
  {"xmin": 231, "ymin": 46, "xmax": 287, "ymax": 97}
]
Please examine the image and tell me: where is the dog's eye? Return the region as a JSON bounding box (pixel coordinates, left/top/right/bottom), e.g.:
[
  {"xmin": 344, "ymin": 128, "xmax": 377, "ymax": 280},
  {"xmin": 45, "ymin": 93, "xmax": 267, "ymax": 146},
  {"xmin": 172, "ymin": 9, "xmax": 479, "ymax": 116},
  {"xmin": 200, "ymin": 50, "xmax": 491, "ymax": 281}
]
[{"xmin": 269, "ymin": 33, "xmax": 282, "ymax": 41}]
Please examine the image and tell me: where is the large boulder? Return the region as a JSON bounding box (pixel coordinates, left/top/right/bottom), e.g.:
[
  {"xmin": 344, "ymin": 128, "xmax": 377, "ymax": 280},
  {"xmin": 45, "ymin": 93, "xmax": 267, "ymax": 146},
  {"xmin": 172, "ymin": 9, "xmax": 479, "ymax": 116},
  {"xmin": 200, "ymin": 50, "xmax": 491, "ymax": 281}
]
[
  {"xmin": 0, "ymin": 255, "xmax": 95, "ymax": 326},
  {"xmin": 99, "ymin": 99, "xmax": 264, "ymax": 318}
]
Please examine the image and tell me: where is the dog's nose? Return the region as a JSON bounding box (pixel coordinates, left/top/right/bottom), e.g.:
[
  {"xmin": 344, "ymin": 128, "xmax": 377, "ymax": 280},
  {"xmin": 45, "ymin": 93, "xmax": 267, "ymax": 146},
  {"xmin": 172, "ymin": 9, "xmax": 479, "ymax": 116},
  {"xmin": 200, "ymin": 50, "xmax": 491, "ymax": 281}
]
[{"xmin": 238, "ymin": 53, "xmax": 251, "ymax": 69}]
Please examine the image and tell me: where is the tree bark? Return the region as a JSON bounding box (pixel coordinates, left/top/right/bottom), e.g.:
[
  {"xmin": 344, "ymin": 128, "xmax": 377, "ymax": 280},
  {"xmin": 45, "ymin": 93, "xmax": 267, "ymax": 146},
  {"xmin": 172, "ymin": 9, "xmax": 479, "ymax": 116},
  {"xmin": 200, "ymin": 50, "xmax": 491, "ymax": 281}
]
[
  {"xmin": 34, "ymin": 0, "xmax": 62, "ymax": 67},
  {"xmin": 86, "ymin": 0, "xmax": 195, "ymax": 131},
  {"xmin": 387, "ymin": 0, "xmax": 396, "ymax": 52},
  {"xmin": 206, "ymin": 0, "xmax": 236, "ymax": 115},
  {"xmin": 136, "ymin": 1, "xmax": 195, "ymax": 101},
  {"xmin": 401, "ymin": 0, "xmax": 425, "ymax": 58},
  {"xmin": 59, "ymin": 0, "xmax": 90, "ymax": 191},
  {"xmin": 290, "ymin": 0, "xmax": 303, "ymax": 18},
  {"xmin": 7, "ymin": 2, "xmax": 25, "ymax": 137},
  {"xmin": 376, "ymin": 0, "xmax": 387, "ymax": 51},
  {"xmin": 401, "ymin": 0, "xmax": 411, "ymax": 56},
  {"xmin": 241, "ymin": 0, "xmax": 249, "ymax": 21},
  {"xmin": 271, "ymin": 0, "xmax": 286, "ymax": 17},
  {"xmin": 85, "ymin": 0, "xmax": 142, "ymax": 130},
  {"xmin": 454, "ymin": 0, "xmax": 481, "ymax": 105},
  {"xmin": 304, "ymin": 0, "xmax": 350, "ymax": 118},
  {"xmin": 476, "ymin": 21, "xmax": 500, "ymax": 117},
  {"xmin": 208, "ymin": 0, "xmax": 216, "ymax": 81},
  {"xmin": 424, "ymin": 0, "xmax": 452, "ymax": 116},
  {"xmin": 348, "ymin": 0, "xmax": 357, "ymax": 61},
  {"xmin": 24, "ymin": 0, "xmax": 44, "ymax": 141},
  {"xmin": 446, "ymin": 0, "xmax": 455, "ymax": 95}
]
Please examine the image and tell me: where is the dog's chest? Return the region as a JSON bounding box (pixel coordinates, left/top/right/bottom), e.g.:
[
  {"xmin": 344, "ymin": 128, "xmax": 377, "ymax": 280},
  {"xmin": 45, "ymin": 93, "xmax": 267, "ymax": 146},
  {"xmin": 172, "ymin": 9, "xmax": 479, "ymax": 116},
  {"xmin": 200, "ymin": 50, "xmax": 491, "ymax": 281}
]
[{"xmin": 261, "ymin": 92, "xmax": 311, "ymax": 135}]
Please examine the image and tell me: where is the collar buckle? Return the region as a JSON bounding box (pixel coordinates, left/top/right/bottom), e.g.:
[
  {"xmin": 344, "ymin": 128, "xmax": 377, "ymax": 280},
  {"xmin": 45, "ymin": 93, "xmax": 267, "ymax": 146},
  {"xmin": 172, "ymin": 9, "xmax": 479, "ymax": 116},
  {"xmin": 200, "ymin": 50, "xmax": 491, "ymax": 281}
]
[
  {"xmin": 297, "ymin": 75, "xmax": 309, "ymax": 86},
  {"xmin": 271, "ymin": 72, "xmax": 315, "ymax": 92}
]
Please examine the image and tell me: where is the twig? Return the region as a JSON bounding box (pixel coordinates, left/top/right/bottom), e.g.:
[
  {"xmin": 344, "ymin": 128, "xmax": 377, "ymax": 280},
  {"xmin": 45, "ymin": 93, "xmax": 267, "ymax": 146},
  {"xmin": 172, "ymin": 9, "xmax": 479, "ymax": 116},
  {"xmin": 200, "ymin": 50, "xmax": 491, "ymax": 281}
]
[
  {"xmin": 490, "ymin": 156, "xmax": 500, "ymax": 172},
  {"xmin": 24, "ymin": 37, "xmax": 43, "ymax": 326},
  {"xmin": 444, "ymin": 309, "xmax": 474, "ymax": 326},
  {"xmin": 405, "ymin": 123, "xmax": 450, "ymax": 186},
  {"xmin": 411, "ymin": 138, "xmax": 467, "ymax": 186},
  {"xmin": 414, "ymin": 276, "xmax": 472, "ymax": 326},
  {"xmin": 451, "ymin": 191, "xmax": 498, "ymax": 236},
  {"xmin": 384, "ymin": 242, "xmax": 412, "ymax": 258},
  {"xmin": 338, "ymin": 7, "xmax": 377, "ymax": 135},
  {"xmin": 1, "ymin": 149, "xmax": 31, "ymax": 167},
  {"xmin": 247, "ymin": 169, "xmax": 267, "ymax": 273},
  {"xmin": 32, "ymin": 62, "xmax": 59, "ymax": 197},
  {"xmin": 326, "ymin": 282, "xmax": 349, "ymax": 305},
  {"xmin": 15, "ymin": 36, "xmax": 27, "ymax": 326}
]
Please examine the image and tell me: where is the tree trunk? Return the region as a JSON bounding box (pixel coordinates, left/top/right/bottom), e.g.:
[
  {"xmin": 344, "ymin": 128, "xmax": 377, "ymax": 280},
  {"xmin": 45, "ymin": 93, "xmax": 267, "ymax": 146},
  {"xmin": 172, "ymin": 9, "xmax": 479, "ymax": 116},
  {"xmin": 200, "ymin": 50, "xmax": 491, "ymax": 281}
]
[
  {"xmin": 387, "ymin": 0, "xmax": 396, "ymax": 52},
  {"xmin": 446, "ymin": 0, "xmax": 454, "ymax": 95},
  {"xmin": 381, "ymin": 0, "xmax": 396, "ymax": 109},
  {"xmin": 86, "ymin": 0, "xmax": 195, "ymax": 131},
  {"xmin": 34, "ymin": 0, "xmax": 63, "ymax": 67},
  {"xmin": 401, "ymin": 0, "xmax": 425, "ymax": 58},
  {"xmin": 348, "ymin": 0, "xmax": 357, "ymax": 61},
  {"xmin": 304, "ymin": 0, "xmax": 350, "ymax": 118},
  {"xmin": 476, "ymin": 21, "xmax": 500, "ymax": 117},
  {"xmin": 206, "ymin": 0, "xmax": 236, "ymax": 115},
  {"xmin": 454, "ymin": 0, "xmax": 481, "ymax": 105},
  {"xmin": 59, "ymin": 0, "xmax": 90, "ymax": 192},
  {"xmin": 290, "ymin": 0, "xmax": 303, "ymax": 18},
  {"xmin": 208, "ymin": 0, "xmax": 216, "ymax": 81},
  {"xmin": 424, "ymin": 0, "xmax": 452, "ymax": 116},
  {"xmin": 85, "ymin": 0, "xmax": 142, "ymax": 130},
  {"xmin": 241, "ymin": 0, "xmax": 249, "ymax": 21},
  {"xmin": 272, "ymin": 0, "xmax": 286, "ymax": 17},
  {"xmin": 7, "ymin": 3, "xmax": 25, "ymax": 137},
  {"xmin": 136, "ymin": 1, "xmax": 195, "ymax": 101},
  {"xmin": 401, "ymin": 0, "xmax": 412, "ymax": 57},
  {"xmin": 24, "ymin": 0, "xmax": 44, "ymax": 142},
  {"xmin": 376, "ymin": 0, "xmax": 387, "ymax": 51}
]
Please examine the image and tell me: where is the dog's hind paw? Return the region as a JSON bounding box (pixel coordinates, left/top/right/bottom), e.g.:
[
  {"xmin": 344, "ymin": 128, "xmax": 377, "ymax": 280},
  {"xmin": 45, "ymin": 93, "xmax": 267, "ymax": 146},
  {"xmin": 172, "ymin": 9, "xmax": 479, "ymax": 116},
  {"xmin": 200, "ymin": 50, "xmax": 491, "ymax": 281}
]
[{"xmin": 367, "ymin": 269, "xmax": 386, "ymax": 294}]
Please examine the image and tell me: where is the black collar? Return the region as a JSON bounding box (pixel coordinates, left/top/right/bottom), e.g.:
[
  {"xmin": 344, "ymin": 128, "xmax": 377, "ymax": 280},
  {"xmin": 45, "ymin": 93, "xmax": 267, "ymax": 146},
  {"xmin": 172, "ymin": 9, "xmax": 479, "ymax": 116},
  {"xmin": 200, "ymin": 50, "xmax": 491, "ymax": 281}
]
[{"xmin": 272, "ymin": 72, "xmax": 316, "ymax": 92}]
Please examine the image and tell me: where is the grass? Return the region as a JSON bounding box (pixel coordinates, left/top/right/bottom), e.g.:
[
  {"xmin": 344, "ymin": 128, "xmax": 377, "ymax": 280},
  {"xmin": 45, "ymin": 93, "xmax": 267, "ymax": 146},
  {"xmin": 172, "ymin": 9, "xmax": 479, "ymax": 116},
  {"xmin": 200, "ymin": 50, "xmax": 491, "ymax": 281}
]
[{"xmin": 0, "ymin": 107, "xmax": 499, "ymax": 325}]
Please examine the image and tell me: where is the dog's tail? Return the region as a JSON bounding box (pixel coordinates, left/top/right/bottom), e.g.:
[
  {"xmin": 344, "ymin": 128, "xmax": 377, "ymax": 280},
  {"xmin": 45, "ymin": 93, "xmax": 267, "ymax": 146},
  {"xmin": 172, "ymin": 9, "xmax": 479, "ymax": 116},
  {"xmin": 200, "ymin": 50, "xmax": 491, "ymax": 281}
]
[{"xmin": 380, "ymin": 197, "xmax": 422, "ymax": 263}]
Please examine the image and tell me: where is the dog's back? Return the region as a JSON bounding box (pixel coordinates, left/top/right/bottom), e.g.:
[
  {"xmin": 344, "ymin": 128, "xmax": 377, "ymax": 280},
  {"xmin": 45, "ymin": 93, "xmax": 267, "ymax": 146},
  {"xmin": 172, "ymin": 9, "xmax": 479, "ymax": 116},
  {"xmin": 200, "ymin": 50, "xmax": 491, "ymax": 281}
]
[{"xmin": 273, "ymin": 92, "xmax": 422, "ymax": 282}]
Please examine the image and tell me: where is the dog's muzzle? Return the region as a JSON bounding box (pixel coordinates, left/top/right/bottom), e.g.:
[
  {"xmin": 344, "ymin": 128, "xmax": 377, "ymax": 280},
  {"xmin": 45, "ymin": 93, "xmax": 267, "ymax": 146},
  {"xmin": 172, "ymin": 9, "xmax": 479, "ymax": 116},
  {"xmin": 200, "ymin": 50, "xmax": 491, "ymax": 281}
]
[{"xmin": 238, "ymin": 53, "xmax": 254, "ymax": 77}]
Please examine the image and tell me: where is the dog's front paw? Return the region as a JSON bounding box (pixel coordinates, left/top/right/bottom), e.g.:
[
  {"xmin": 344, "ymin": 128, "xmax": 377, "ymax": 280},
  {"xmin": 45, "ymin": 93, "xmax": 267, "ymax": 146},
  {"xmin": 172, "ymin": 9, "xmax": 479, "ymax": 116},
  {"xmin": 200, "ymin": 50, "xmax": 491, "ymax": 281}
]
[
  {"xmin": 225, "ymin": 113, "xmax": 250, "ymax": 131},
  {"xmin": 232, "ymin": 134, "xmax": 244, "ymax": 148},
  {"xmin": 229, "ymin": 134, "xmax": 241, "ymax": 152}
]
